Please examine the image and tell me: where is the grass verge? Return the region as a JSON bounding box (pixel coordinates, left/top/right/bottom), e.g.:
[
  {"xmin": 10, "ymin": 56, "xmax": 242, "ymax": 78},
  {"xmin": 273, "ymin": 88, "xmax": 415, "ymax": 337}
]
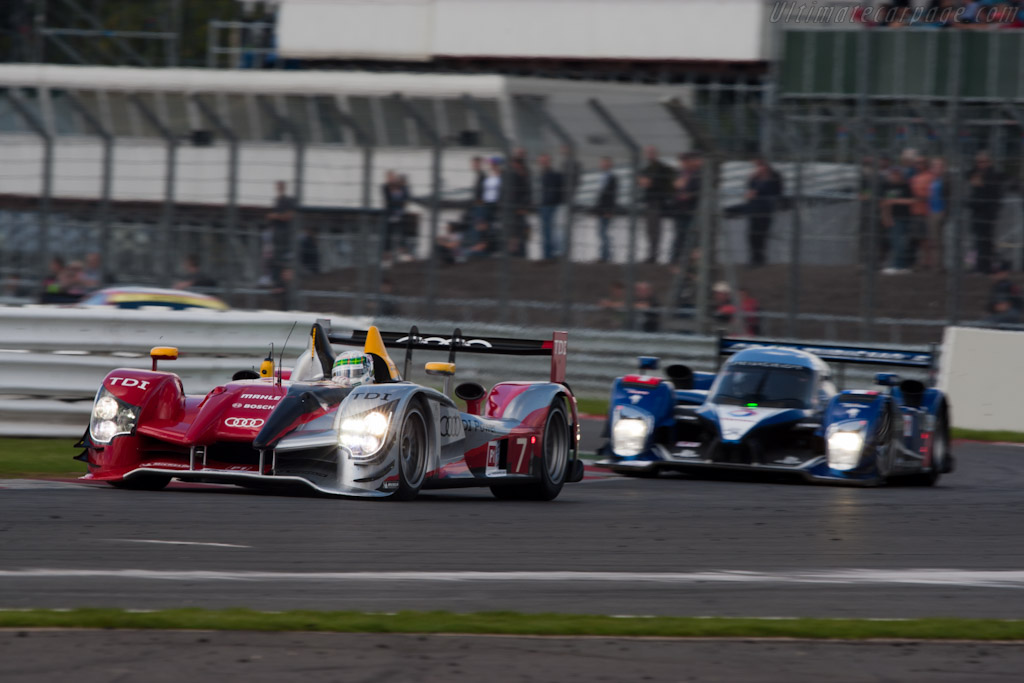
[
  {"xmin": 951, "ymin": 428, "xmax": 1024, "ymax": 444},
  {"xmin": 575, "ymin": 397, "xmax": 609, "ymax": 416},
  {"xmin": 0, "ymin": 438, "xmax": 83, "ymax": 478},
  {"xmin": 0, "ymin": 609, "xmax": 1022, "ymax": 640}
]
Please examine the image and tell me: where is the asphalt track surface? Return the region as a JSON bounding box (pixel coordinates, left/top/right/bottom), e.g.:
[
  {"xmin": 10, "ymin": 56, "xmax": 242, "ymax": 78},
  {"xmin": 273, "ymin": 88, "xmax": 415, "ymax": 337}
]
[{"xmin": 2, "ymin": 439, "xmax": 1024, "ymax": 682}]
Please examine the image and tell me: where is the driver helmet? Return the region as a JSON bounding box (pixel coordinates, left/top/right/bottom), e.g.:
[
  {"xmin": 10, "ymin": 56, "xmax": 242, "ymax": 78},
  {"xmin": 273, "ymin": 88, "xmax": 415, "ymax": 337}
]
[{"xmin": 332, "ymin": 351, "xmax": 374, "ymax": 387}]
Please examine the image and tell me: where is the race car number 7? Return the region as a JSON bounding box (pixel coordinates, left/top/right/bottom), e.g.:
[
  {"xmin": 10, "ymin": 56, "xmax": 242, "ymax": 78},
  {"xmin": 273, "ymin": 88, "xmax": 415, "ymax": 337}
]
[{"xmin": 513, "ymin": 437, "xmax": 530, "ymax": 473}]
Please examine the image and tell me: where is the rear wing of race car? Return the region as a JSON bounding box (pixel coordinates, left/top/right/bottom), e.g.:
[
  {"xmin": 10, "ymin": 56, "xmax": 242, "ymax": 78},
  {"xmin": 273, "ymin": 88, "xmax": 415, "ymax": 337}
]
[
  {"xmin": 323, "ymin": 321, "xmax": 569, "ymax": 384},
  {"xmin": 718, "ymin": 336, "xmax": 938, "ymax": 382}
]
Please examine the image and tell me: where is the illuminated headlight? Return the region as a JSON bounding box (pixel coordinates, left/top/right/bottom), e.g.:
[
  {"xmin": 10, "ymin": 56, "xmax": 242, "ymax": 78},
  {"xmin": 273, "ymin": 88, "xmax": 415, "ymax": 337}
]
[
  {"xmin": 827, "ymin": 420, "xmax": 867, "ymax": 471},
  {"xmin": 89, "ymin": 388, "xmax": 140, "ymax": 445},
  {"xmin": 612, "ymin": 417, "xmax": 650, "ymax": 456},
  {"xmin": 339, "ymin": 409, "xmax": 391, "ymax": 458}
]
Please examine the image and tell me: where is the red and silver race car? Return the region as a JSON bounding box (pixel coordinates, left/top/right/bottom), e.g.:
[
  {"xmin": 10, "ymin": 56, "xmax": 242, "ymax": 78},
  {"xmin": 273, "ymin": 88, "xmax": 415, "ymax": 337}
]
[{"xmin": 76, "ymin": 320, "xmax": 582, "ymax": 500}]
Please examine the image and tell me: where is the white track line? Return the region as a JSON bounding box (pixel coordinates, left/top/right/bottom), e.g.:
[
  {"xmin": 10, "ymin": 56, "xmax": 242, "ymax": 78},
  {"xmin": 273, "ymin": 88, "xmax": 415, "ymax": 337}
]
[
  {"xmin": 2, "ymin": 569, "xmax": 1024, "ymax": 589},
  {"xmin": 104, "ymin": 539, "xmax": 251, "ymax": 549}
]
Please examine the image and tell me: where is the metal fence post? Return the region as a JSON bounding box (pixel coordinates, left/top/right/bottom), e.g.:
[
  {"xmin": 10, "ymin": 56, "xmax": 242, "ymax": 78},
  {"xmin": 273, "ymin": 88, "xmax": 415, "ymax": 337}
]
[
  {"xmin": 130, "ymin": 94, "xmax": 177, "ymax": 287},
  {"xmin": 854, "ymin": 29, "xmax": 878, "ymax": 341},
  {"xmin": 64, "ymin": 92, "xmax": 112, "ymax": 262},
  {"xmin": 258, "ymin": 97, "xmax": 305, "ymax": 311},
  {"xmin": 777, "ymin": 113, "xmax": 805, "ymax": 339},
  {"xmin": 465, "ymin": 94, "xmax": 513, "ymax": 323},
  {"xmin": 660, "ymin": 97, "xmax": 726, "ymax": 337},
  {"xmin": 326, "ymin": 100, "xmax": 375, "ymax": 316},
  {"xmin": 946, "ymin": 30, "xmax": 965, "ymax": 328},
  {"xmin": 393, "ymin": 94, "xmax": 443, "ymax": 318},
  {"xmin": 192, "ymin": 94, "xmax": 240, "ymax": 299},
  {"xmin": 6, "ymin": 90, "xmax": 53, "ymax": 284},
  {"xmin": 848, "ymin": 115, "xmax": 882, "ymax": 342},
  {"xmin": 589, "ymin": 98, "xmax": 638, "ymax": 331},
  {"xmin": 517, "ymin": 96, "xmax": 578, "ymax": 327}
]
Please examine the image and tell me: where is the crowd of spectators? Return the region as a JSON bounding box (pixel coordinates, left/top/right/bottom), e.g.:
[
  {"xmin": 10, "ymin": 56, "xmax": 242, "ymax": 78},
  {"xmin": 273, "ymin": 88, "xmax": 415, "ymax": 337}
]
[
  {"xmin": 435, "ymin": 146, "xmax": 708, "ymax": 268},
  {"xmin": 859, "ymin": 148, "xmax": 1005, "ymax": 277}
]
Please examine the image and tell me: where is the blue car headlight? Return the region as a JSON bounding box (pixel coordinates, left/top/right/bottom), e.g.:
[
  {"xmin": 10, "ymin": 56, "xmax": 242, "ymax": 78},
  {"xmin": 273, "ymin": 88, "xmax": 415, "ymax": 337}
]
[
  {"xmin": 826, "ymin": 420, "xmax": 867, "ymax": 471},
  {"xmin": 611, "ymin": 406, "xmax": 653, "ymax": 457},
  {"xmin": 89, "ymin": 388, "xmax": 140, "ymax": 444}
]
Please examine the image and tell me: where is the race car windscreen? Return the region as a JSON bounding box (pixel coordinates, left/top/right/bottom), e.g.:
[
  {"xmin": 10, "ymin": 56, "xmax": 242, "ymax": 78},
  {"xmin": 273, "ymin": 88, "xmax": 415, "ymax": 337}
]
[{"xmin": 711, "ymin": 363, "xmax": 814, "ymax": 409}]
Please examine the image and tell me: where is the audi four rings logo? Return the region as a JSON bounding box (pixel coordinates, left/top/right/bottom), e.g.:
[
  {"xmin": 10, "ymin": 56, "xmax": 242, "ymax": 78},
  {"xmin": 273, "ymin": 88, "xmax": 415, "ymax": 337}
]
[
  {"xmin": 395, "ymin": 335, "xmax": 493, "ymax": 348},
  {"xmin": 224, "ymin": 417, "xmax": 265, "ymax": 429}
]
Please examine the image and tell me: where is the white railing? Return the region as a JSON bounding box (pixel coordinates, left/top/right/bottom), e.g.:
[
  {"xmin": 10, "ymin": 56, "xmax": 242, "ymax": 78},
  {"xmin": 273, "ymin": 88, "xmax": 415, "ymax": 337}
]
[{"xmin": 0, "ymin": 307, "xmax": 929, "ymax": 438}]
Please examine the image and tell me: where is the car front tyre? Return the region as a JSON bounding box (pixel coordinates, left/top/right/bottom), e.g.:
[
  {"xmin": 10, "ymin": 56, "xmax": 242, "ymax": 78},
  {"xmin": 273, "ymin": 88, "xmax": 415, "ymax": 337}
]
[{"xmin": 394, "ymin": 403, "xmax": 428, "ymax": 501}]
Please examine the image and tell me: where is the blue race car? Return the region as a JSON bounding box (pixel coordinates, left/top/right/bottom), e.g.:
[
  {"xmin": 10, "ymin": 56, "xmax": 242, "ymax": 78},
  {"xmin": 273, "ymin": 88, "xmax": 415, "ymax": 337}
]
[{"xmin": 597, "ymin": 337, "xmax": 953, "ymax": 486}]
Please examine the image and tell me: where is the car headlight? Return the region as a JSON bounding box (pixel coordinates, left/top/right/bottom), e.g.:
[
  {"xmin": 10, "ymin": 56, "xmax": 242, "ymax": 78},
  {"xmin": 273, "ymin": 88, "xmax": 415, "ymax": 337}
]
[
  {"xmin": 611, "ymin": 409, "xmax": 651, "ymax": 457},
  {"xmin": 89, "ymin": 388, "xmax": 141, "ymax": 445},
  {"xmin": 339, "ymin": 409, "xmax": 392, "ymax": 459},
  {"xmin": 827, "ymin": 420, "xmax": 867, "ymax": 471}
]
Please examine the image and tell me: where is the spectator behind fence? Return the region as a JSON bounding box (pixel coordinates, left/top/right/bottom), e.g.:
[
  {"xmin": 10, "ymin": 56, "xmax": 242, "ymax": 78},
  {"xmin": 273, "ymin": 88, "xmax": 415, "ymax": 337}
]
[
  {"xmin": 727, "ymin": 158, "xmax": 784, "ymax": 267},
  {"xmin": 263, "ymin": 180, "xmax": 295, "ymax": 286},
  {"xmin": 537, "ymin": 153, "xmax": 565, "ymax": 261},
  {"xmin": 593, "ymin": 156, "xmax": 618, "ymax": 263},
  {"xmin": 712, "ymin": 281, "xmax": 762, "ymax": 337},
  {"xmin": 597, "ymin": 280, "xmax": 627, "ymax": 329},
  {"xmin": 58, "ymin": 260, "xmax": 91, "ymax": 300},
  {"xmin": 173, "ymin": 254, "xmax": 217, "ymax": 291},
  {"xmin": 858, "ymin": 155, "xmax": 891, "ymax": 266},
  {"xmin": 435, "ymin": 221, "xmax": 465, "ymax": 265},
  {"xmin": 898, "ymin": 147, "xmax": 919, "ymax": 181},
  {"xmin": 381, "ymin": 170, "xmax": 411, "ymax": 267},
  {"xmin": 881, "ymin": 166, "xmax": 915, "ymax": 275},
  {"xmin": 967, "ymin": 150, "xmax": 1004, "ymax": 274},
  {"xmin": 80, "ymin": 251, "xmax": 109, "ymax": 291},
  {"xmin": 634, "ymin": 280, "xmax": 660, "ymax": 333},
  {"xmin": 482, "ymin": 157, "xmax": 503, "ymax": 228},
  {"xmin": 509, "ymin": 156, "xmax": 532, "ymax": 257},
  {"xmin": 671, "ymin": 152, "xmax": 702, "ymax": 266},
  {"xmin": 464, "ymin": 218, "xmax": 498, "ymax": 260},
  {"xmin": 560, "ymin": 144, "xmax": 581, "ymax": 196},
  {"xmin": 638, "ymin": 146, "xmax": 675, "ymax": 264},
  {"xmin": 924, "ymin": 157, "xmax": 950, "ymax": 272},
  {"xmin": 470, "ymin": 155, "xmax": 486, "ymax": 213},
  {"xmin": 378, "ymin": 277, "xmax": 399, "ymax": 317},
  {"xmin": 908, "ymin": 155, "xmax": 935, "ymax": 269},
  {"xmin": 40, "ymin": 256, "xmax": 83, "ymax": 303},
  {"xmin": 300, "ymin": 225, "xmax": 319, "ymax": 274},
  {"xmin": 985, "ymin": 260, "xmax": 1023, "ymax": 326}
]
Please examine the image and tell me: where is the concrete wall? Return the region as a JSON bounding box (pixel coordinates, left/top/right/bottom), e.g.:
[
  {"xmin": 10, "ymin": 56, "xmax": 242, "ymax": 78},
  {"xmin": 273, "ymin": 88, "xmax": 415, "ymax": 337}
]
[
  {"xmin": 277, "ymin": 0, "xmax": 770, "ymax": 62},
  {"xmin": 937, "ymin": 326, "xmax": 1024, "ymax": 432}
]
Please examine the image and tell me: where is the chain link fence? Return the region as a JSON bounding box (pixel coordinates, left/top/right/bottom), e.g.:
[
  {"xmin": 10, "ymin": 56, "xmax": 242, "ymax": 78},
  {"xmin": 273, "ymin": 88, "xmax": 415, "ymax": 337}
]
[{"xmin": 1, "ymin": 75, "xmax": 1020, "ymax": 344}]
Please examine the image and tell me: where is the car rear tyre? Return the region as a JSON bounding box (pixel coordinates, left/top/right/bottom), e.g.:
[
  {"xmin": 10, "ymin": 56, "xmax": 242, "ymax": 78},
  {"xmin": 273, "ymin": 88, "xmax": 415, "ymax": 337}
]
[
  {"xmin": 908, "ymin": 416, "xmax": 949, "ymax": 487},
  {"xmin": 394, "ymin": 404, "xmax": 428, "ymax": 501},
  {"xmin": 109, "ymin": 475, "xmax": 171, "ymax": 491},
  {"xmin": 873, "ymin": 406, "xmax": 897, "ymax": 485},
  {"xmin": 490, "ymin": 399, "xmax": 571, "ymax": 501}
]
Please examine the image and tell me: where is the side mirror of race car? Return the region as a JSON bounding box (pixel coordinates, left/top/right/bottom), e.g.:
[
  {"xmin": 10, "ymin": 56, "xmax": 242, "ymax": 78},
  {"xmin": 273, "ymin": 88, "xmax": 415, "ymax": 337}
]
[
  {"xmin": 875, "ymin": 372, "xmax": 900, "ymax": 387},
  {"xmin": 150, "ymin": 346, "xmax": 179, "ymax": 371},
  {"xmin": 638, "ymin": 356, "xmax": 659, "ymax": 371},
  {"xmin": 426, "ymin": 361, "xmax": 456, "ymax": 396}
]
